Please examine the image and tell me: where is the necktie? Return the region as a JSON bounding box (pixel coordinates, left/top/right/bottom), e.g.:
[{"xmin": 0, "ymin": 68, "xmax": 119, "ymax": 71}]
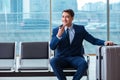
[{"xmin": 66, "ymin": 28, "xmax": 70, "ymax": 44}]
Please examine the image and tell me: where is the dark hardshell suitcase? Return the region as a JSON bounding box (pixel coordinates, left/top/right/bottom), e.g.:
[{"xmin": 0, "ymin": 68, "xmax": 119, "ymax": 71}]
[{"xmin": 96, "ymin": 46, "xmax": 120, "ymax": 80}]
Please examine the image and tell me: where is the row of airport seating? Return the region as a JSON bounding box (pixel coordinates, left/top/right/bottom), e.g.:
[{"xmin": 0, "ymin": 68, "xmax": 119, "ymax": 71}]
[
  {"xmin": 0, "ymin": 42, "xmax": 50, "ymax": 72},
  {"xmin": 0, "ymin": 42, "xmax": 89, "ymax": 80}
]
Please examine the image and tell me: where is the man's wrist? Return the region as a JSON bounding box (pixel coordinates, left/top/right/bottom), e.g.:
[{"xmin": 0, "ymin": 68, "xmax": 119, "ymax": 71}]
[
  {"xmin": 56, "ymin": 35, "xmax": 62, "ymax": 39},
  {"xmin": 104, "ymin": 41, "xmax": 107, "ymax": 46},
  {"xmin": 104, "ymin": 41, "xmax": 114, "ymax": 46}
]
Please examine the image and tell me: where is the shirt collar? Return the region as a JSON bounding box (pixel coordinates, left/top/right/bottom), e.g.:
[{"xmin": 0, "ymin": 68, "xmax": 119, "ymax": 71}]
[{"xmin": 65, "ymin": 24, "xmax": 73, "ymax": 30}]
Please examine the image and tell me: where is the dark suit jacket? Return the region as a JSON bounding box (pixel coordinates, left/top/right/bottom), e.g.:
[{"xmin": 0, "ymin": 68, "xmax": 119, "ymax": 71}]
[{"xmin": 50, "ymin": 24, "xmax": 105, "ymax": 57}]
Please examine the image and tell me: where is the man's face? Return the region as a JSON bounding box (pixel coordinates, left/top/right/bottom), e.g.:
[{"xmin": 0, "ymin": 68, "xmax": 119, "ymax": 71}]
[{"xmin": 62, "ymin": 12, "xmax": 73, "ymax": 27}]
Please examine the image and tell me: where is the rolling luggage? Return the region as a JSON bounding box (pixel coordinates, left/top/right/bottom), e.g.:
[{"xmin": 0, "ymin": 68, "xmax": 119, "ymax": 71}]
[{"xmin": 96, "ymin": 45, "xmax": 120, "ymax": 80}]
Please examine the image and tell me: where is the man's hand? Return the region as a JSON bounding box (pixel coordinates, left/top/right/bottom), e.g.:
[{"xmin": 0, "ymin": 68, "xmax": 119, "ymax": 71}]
[
  {"xmin": 104, "ymin": 41, "xmax": 114, "ymax": 46},
  {"xmin": 57, "ymin": 25, "xmax": 66, "ymax": 38}
]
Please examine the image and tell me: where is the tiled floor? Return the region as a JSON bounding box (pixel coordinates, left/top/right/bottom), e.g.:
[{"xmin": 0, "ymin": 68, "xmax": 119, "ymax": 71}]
[{"xmin": 0, "ymin": 56, "xmax": 96, "ymax": 80}]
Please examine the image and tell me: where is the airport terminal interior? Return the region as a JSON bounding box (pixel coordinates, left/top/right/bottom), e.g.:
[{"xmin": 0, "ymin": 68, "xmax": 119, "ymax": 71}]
[{"xmin": 0, "ymin": 0, "xmax": 120, "ymax": 80}]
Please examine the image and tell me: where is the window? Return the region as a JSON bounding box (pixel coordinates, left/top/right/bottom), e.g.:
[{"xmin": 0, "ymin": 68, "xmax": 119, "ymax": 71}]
[
  {"xmin": 109, "ymin": 0, "xmax": 120, "ymax": 44},
  {"xmin": 0, "ymin": 0, "xmax": 50, "ymax": 53},
  {"xmin": 0, "ymin": 0, "xmax": 50, "ymax": 42},
  {"xmin": 0, "ymin": 0, "xmax": 119, "ymax": 54},
  {"xmin": 78, "ymin": 0, "xmax": 107, "ymax": 53}
]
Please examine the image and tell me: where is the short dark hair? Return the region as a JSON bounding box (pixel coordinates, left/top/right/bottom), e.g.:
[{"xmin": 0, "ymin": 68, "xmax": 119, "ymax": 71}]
[{"xmin": 62, "ymin": 9, "xmax": 74, "ymax": 17}]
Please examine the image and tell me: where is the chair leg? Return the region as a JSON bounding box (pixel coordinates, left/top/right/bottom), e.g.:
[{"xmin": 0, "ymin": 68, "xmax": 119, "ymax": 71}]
[{"xmin": 87, "ymin": 75, "xmax": 89, "ymax": 80}]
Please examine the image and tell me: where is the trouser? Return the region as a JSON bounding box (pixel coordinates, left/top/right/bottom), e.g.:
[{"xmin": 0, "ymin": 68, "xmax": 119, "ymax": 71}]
[{"xmin": 50, "ymin": 56, "xmax": 88, "ymax": 80}]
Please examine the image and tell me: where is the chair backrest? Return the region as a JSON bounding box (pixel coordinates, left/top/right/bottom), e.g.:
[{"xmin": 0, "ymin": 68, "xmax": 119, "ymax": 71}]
[
  {"xmin": 0, "ymin": 42, "xmax": 15, "ymax": 72},
  {"xmin": 0, "ymin": 42, "xmax": 15, "ymax": 59},
  {"xmin": 20, "ymin": 42, "xmax": 49, "ymax": 59},
  {"xmin": 18, "ymin": 42, "xmax": 49, "ymax": 71}
]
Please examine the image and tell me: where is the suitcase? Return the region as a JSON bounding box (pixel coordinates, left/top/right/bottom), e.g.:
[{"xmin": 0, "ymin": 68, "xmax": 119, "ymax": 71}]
[{"xmin": 96, "ymin": 45, "xmax": 120, "ymax": 80}]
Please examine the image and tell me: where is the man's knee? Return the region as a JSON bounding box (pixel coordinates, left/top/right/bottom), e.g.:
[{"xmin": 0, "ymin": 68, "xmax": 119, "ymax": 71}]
[
  {"xmin": 81, "ymin": 60, "xmax": 88, "ymax": 70},
  {"xmin": 78, "ymin": 60, "xmax": 88, "ymax": 70},
  {"xmin": 50, "ymin": 58, "xmax": 56, "ymax": 66}
]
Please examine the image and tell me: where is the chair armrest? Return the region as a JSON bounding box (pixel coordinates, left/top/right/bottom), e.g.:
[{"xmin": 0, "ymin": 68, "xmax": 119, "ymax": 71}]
[{"xmin": 84, "ymin": 54, "xmax": 90, "ymax": 66}]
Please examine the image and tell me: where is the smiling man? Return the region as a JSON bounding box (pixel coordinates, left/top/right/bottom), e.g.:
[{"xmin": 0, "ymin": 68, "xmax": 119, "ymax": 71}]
[{"xmin": 50, "ymin": 9, "xmax": 114, "ymax": 80}]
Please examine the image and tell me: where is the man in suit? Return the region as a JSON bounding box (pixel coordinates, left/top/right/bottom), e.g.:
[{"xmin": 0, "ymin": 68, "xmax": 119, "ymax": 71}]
[{"xmin": 50, "ymin": 9, "xmax": 113, "ymax": 80}]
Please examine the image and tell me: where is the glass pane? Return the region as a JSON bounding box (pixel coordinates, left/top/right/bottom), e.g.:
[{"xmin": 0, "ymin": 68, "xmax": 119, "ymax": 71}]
[
  {"xmin": 78, "ymin": 0, "xmax": 107, "ymax": 53},
  {"xmin": 0, "ymin": 0, "xmax": 50, "ymax": 42},
  {"xmin": 109, "ymin": 0, "xmax": 120, "ymax": 44},
  {"xmin": 0, "ymin": 0, "xmax": 50, "ymax": 53},
  {"xmin": 52, "ymin": 0, "xmax": 107, "ymax": 54}
]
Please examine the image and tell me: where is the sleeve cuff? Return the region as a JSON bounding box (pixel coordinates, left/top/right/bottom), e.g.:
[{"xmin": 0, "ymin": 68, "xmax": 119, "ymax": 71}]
[{"xmin": 56, "ymin": 35, "xmax": 62, "ymax": 39}]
